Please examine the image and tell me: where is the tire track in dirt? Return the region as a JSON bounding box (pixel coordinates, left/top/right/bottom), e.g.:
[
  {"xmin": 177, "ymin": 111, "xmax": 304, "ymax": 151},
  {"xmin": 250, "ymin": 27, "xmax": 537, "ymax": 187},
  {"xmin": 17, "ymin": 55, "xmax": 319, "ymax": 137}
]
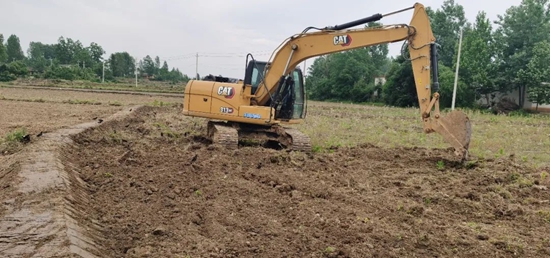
[{"xmin": 0, "ymin": 105, "xmax": 143, "ymax": 257}]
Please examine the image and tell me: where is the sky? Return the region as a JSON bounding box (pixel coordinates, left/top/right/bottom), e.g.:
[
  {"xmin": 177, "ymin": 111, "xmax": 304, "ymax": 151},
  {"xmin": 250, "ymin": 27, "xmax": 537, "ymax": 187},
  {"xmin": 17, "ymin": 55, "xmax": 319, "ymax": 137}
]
[{"xmin": 2, "ymin": 0, "xmax": 522, "ymax": 79}]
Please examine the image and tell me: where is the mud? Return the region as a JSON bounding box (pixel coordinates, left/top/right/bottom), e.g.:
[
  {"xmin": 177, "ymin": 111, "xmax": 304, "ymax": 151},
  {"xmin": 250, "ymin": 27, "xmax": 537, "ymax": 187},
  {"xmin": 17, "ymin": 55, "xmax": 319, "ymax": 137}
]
[
  {"xmin": 57, "ymin": 106, "xmax": 550, "ymax": 257},
  {"xmin": 0, "ymin": 106, "xmax": 141, "ymax": 257}
]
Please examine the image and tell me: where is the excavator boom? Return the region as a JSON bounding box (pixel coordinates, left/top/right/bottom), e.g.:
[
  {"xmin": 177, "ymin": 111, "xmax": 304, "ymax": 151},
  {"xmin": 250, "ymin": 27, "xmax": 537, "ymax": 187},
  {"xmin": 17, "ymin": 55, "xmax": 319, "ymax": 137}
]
[{"xmin": 182, "ymin": 2, "xmax": 472, "ymax": 160}]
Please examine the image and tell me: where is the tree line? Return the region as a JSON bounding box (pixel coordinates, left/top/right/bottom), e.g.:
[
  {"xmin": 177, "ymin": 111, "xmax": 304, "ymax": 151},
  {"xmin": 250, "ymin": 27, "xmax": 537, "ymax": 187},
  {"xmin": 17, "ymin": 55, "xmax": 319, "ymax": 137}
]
[
  {"xmin": 0, "ymin": 35, "xmax": 189, "ymax": 84},
  {"xmin": 305, "ymin": 0, "xmax": 550, "ymax": 111}
]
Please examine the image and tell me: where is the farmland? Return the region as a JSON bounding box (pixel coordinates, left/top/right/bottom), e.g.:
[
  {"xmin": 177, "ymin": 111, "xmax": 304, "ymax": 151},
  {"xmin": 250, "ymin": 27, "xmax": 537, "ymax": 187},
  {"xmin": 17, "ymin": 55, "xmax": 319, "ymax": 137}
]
[{"xmin": 0, "ymin": 86, "xmax": 549, "ymax": 257}]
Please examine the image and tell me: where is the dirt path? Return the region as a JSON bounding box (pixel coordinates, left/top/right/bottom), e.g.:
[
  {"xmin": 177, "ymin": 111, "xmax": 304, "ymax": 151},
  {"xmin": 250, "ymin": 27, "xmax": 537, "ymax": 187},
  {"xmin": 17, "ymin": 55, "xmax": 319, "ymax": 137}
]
[
  {"xmin": 0, "ymin": 106, "xmax": 142, "ymax": 257},
  {"xmin": 58, "ymin": 106, "xmax": 550, "ymax": 257}
]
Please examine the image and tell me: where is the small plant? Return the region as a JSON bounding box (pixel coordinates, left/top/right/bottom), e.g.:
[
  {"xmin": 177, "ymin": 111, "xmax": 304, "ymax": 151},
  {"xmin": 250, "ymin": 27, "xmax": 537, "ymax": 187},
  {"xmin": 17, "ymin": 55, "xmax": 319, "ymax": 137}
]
[
  {"xmin": 312, "ymin": 145, "xmax": 323, "ymax": 153},
  {"xmin": 194, "ymin": 190, "xmax": 202, "ymax": 196},
  {"xmin": 423, "ymin": 197, "xmax": 432, "ymax": 205},
  {"xmin": 541, "ymin": 171, "xmax": 548, "ymax": 181},
  {"xmin": 397, "ymin": 203, "xmax": 404, "ymax": 211},
  {"xmin": 5, "ymin": 128, "xmax": 28, "ymax": 143},
  {"xmin": 323, "ymin": 246, "xmax": 335, "ymax": 254},
  {"xmin": 436, "ymin": 160, "xmax": 445, "ymax": 170},
  {"xmin": 537, "ymin": 210, "xmax": 550, "ymax": 223}
]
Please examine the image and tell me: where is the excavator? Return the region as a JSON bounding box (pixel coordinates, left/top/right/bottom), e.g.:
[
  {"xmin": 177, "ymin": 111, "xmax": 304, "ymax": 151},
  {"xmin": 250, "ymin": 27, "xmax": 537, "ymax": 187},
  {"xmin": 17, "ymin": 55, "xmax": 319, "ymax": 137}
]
[{"xmin": 182, "ymin": 2, "xmax": 472, "ymax": 160}]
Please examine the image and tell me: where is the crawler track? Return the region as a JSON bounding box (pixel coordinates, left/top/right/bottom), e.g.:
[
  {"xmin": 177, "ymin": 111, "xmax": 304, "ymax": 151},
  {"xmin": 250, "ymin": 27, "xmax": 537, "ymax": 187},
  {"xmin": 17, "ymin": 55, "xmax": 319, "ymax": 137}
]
[{"xmin": 207, "ymin": 121, "xmax": 312, "ymax": 152}]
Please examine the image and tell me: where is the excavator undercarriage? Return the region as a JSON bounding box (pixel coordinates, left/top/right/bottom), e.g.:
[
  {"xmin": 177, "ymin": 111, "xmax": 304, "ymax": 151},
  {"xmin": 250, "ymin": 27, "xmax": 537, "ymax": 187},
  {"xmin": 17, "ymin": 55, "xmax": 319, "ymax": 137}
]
[{"xmin": 207, "ymin": 121, "xmax": 312, "ymax": 152}]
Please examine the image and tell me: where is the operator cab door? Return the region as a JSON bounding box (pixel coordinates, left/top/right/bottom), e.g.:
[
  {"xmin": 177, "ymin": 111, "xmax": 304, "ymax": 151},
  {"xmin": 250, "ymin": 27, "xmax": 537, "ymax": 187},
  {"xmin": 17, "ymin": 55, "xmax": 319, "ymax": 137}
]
[{"xmin": 244, "ymin": 60, "xmax": 306, "ymax": 120}]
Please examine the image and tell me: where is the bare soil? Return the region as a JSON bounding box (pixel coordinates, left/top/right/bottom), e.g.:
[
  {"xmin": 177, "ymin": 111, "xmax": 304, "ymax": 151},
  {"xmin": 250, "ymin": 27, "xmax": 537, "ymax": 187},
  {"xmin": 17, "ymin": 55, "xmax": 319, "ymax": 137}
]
[
  {"xmin": 0, "ymin": 105, "xmax": 141, "ymax": 257},
  {"xmin": 0, "ymin": 87, "xmax": 183, "ymax": 106},
  {"xmin": 59, "ymin": 106, "xmax": 550, "ymax": 257},
  {"xmin": 0, "ymin": 100, "xmax": 123, "ymax": 136}
]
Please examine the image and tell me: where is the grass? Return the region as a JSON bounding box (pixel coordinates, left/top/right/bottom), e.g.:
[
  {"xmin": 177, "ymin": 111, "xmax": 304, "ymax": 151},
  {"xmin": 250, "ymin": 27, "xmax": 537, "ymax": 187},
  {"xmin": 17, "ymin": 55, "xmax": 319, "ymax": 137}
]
[
  {"xmin": 0, "ymin": 127, "xmax": 29, "ymax": 154},
  {"xmin": 295, "ymin": 101, "xmax": 550, "ymax": 167}
]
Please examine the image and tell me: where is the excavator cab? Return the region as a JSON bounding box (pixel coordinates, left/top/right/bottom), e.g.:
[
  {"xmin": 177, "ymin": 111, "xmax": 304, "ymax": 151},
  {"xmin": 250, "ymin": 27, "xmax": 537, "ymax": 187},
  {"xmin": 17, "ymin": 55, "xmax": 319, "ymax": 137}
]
[{"xmin": 244, "ymin": 60, "xmax": 306, "ymax": 121}]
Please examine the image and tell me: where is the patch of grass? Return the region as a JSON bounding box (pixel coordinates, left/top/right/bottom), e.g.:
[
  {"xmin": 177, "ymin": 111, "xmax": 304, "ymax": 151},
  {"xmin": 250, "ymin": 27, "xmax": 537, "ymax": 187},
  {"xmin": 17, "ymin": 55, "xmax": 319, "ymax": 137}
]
[
  {"xmin": 4, "ymin": 128, "xmax": 28, "ymax": 143},
  {"xmin": 107, "ymin": 131, "xmax": 125, "ymax": 144},
  {"xmin": 63, "ymin": 99, "xmax": 102, "ymax": 105},
  {"xmin": 537, "ymin": 210, "xmax": 550, "ymax": 223},
  {"xmin": 436, "ymin": 160, "xmax": 445, "ymax": 170},
  {"xmin": 153, "ymin": 122, "xmax": 181, "ymax": 138},
  {"xmin": 0, "ymin": 127, "xmax": 29, "ymax": 155},
  {"xmin": 295, "ymin": 101, "xmax": 550, "ymax": 167},
  {"xmin": 149, "ymin": 99, "xmax": 179, "ymax": 107}
]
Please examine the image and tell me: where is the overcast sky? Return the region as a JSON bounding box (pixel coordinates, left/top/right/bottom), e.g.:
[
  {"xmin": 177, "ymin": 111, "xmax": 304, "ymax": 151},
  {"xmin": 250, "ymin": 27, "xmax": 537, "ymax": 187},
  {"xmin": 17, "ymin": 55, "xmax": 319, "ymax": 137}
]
[{"xmin": 2, "ymin": 0, "xmax": 522, "ymax": 79}]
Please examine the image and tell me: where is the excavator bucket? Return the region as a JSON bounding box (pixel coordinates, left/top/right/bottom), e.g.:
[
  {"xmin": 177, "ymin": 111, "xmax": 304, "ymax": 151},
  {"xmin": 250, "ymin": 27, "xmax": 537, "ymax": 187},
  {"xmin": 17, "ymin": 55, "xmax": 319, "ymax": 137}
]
[{"xmin": 430, "ymin": 110, "xmax": 472, "ymax": 160}]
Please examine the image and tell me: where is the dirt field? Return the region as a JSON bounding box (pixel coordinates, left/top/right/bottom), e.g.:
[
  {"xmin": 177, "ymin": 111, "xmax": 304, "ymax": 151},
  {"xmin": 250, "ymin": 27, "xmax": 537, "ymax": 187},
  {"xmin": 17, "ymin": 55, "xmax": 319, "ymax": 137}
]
[
  {"xmin": 0, "ymin": 87, "xmax": 183, "ymax": 106},
  {"xmin": 59, "ymin": 106, "xmax": 550, "ymax": 257},
  {"xmin": 1, "ymin": 87, "xmax": 550, "ymax": 257}
]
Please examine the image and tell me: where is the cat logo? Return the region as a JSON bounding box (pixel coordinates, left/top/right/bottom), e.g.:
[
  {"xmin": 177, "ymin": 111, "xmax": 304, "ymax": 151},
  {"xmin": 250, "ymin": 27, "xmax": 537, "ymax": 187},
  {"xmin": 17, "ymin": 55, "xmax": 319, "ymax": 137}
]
[
  {"xmin": 217, "ymin": 86, "xmax": 235, "ymax": 99},
  {"xmin": 333, "ymin": 34, "xmax": 352, "ymax": 47}
]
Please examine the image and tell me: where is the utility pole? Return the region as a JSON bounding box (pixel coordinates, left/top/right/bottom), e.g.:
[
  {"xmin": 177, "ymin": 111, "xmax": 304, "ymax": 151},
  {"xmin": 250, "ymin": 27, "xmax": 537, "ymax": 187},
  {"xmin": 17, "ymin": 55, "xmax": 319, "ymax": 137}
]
[
  {"xmin": 195, "ymin": 52, "xmax": 199, "ymax": 79},
  {"xmin": 135, "ymin": 61, "xmax": 138, "ymax": 87},
  {"xmin": 102, "ymin": 61, "xmax": 105, "ymax": 83},
  {"xmin": 452, "ymin": 27, "xmax": 463, "ymax": 110}
]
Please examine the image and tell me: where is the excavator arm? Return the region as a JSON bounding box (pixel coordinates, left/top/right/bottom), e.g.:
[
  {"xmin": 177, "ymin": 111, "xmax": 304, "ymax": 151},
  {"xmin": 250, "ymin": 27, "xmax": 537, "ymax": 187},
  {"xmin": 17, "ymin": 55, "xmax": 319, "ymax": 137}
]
[{"xmin": 250, "ymin": 2, "xmax": 471, "ymax": 159}]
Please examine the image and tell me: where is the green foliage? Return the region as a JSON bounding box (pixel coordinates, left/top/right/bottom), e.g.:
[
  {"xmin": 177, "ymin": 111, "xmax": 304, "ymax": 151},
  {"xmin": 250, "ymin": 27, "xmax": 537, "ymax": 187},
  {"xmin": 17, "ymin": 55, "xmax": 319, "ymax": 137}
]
[
  {"xmin": 492, "ymin": 0, "xmax": 550, "ymax": 106},
  {"xmin": 4, "ymin": 127, "xmax": 28, "ymax": 143},
  {"xmin": 381, "ymin": 55, "xmax": 418, "ymax": 107},
  {"xmin": 518, "ymin": 40, "xmax": 550, "ymax": 109},
  {"xmin": 0, "ymin": 33, "xmax": 190, "ymax": 84},
  {"xmin": 458, "ymin": 11, "xmax": 500, "ymax": 104},
  {"xmin": 306, "ymin": 22, "xmax": 390, "ymax": 103},
  {"xmin": 43, "ymin": 65, "xmax": 96, "ymax": 81},
  {"xmin": 0, "ymin": 34, "xmax": 7, "ymax": 63},
  {"xmin": 6, "ymin": 34, "xmax": 25, "ymax": 62},
  {"xmin": 429, "ymin": 0, "xmax": 468, "ymax": 68},
  {"xmin": 109, "ymin": 52, "xmax": 135, "ymax": 78},
  {"xmin": 0, "ymin": 61, "xmax": 28, "ymax": 81},
  {"xmin": 438, "ymin": 62, "xmax": 476, "ymax": 108}
]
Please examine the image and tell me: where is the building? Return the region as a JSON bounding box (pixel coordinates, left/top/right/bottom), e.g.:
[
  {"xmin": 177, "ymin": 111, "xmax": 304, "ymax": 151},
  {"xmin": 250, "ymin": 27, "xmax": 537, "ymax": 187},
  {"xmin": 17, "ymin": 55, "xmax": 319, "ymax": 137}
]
[{"xmin": 478, "ymin": 83, "xmax": 550, "ymax": 112}]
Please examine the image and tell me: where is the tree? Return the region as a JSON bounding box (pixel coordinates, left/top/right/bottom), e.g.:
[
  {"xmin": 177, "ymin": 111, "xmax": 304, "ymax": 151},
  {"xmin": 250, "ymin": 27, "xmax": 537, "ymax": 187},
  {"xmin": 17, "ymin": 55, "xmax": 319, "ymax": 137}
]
[
  {"xmin": 140, "ymin": 55, "xmax": 156, "ymax": 76},
  {"xmin": 429, "ymin": 0, "xmax": 468, "ymax": 68},
  {"xmin": 27, "ymin": 42, "xmax": 49, "ymax": 72},
  {"xmin": 108, "ymin": 52, "xmax": 135, "ymax": 78},
  {"xmin": 6, "ymin": 34, "xmax": 25, "ymax": 62},
  {"xmin": 517, "ymin": 40, "xmax": 550, "ymax": 110},
  {"xmin": 88, "ymin": 42, "xmax": 105, "ymax": 63},
  {"xmin": 458, "ymin": 11, "xmax": 499, "ymax": 105},
  {"xmin": 0, "ymin": 34, "xmax": 7, "ymax": 63},
  {"xmin": 382, "ymin": 55, "xmax": 418, "ymax": 107},
  {"xmin": 493, "ymin": 0, "xmax": 550, "ymax": 107},
  {"xmin": 305, "ymin": 22, "xmax": 390, "ymax": 102}
]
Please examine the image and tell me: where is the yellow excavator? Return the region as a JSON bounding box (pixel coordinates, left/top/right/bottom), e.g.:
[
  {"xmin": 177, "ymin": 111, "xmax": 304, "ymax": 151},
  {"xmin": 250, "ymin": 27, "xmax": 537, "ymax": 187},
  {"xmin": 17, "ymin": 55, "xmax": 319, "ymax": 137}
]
[{"xmin": 182, "ymin": 2, "xmax": 472, "ymax": 160}]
